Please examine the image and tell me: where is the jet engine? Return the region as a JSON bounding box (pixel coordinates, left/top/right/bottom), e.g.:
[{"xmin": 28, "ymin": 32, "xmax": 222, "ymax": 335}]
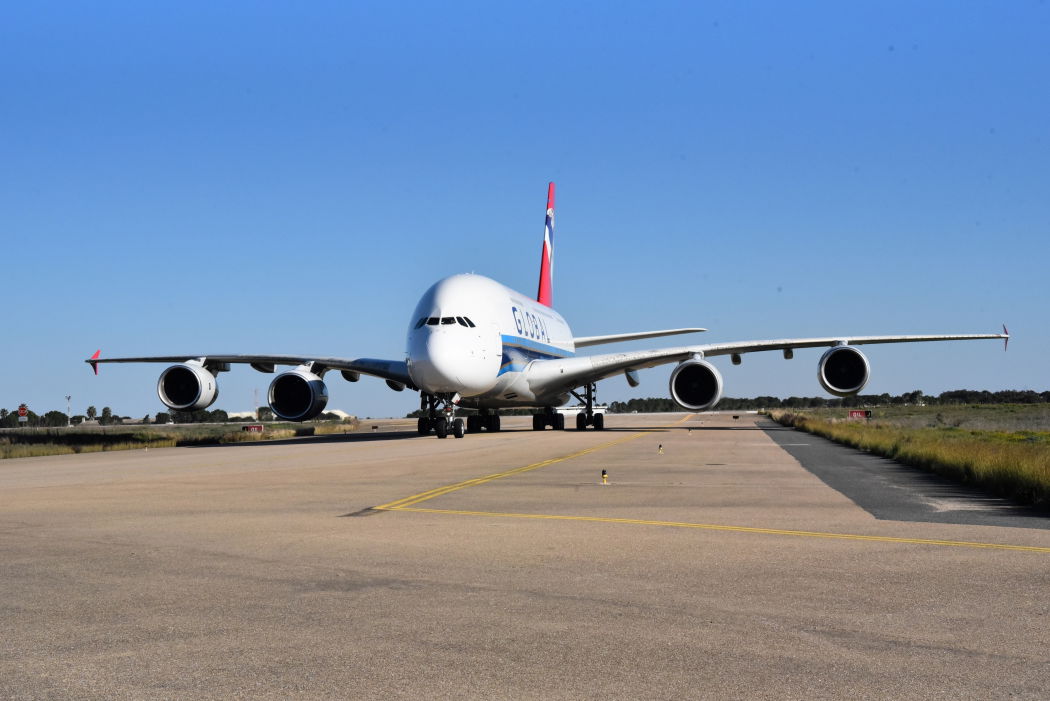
[
  {"xmin": 268, "ymin": 368, "xmax": 329, "ymax": 421},
  {"xmin": 669, "ymin": 359, "xmax": 723, "ymax": 411},
  {"xmin": 817, "ymin": 346, "xmax": 870, "ymax": 397},
  {"xmin": 157, "ymin": 362, "xmax": 219, "ymax": 411}
]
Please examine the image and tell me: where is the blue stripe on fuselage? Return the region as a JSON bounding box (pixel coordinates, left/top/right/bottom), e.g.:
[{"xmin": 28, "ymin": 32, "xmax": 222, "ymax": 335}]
[{"xmin": 498, "ymin": 334, "xmax": 574, "ymax": 376}]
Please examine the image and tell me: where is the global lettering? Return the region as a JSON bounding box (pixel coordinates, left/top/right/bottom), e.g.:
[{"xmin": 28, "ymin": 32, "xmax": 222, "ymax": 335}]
[{"xmin": 511, "ymin": 306, "xmax": 550, "ymax": 343}]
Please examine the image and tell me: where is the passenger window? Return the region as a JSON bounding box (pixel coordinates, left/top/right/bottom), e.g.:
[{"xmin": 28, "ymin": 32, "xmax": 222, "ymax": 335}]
[
  {"xmin": 426, "ymin": 318, "xmax": 439, "ymax": 326},
  {"xmin": 441, "ymin": 317, "xmax": 455, "ymax": 325},
  {"xmin": 414, "ymin": 318, "xmax": 427, "ymax": 329},
  {"xmin": 456, "ymin": 317, "xmax": 467, "ymax": 326},
  {"xmin": 464, "ymin": 318, "xmax": 476, "ymax": 328}
]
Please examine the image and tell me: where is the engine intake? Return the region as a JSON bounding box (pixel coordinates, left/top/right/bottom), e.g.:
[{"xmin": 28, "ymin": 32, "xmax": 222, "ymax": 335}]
[
  {"xmin": 817, "ymin": 346, "xmax": 870, "ymax": 397},
  {"xmin": 268, "ymin": 368, "xmax": 329, "ymax": 421},
  {"xmin": 157, "ymin": 362, "xmax": 219, "ymax": 411},
  {"xmin": 669, "ymin": 359, "xmax": 723, "ymax": 411}
]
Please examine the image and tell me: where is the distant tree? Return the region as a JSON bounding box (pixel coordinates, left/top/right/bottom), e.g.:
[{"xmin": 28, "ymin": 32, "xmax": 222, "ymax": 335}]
[
  {"xmin": 142, "ymin": 414, "xmax": 151, "ymax": 424},
  {"xmin": 257, "ymin": 406, "xmax": 274, "ymax": 421},
  {"xmin": 100, "ymin": 407, "xmax": 113, "ymax": 425},
  {"xmin": 155, "ymin": 412, "xmax": 171, "ymax": 424},
  {"xmin": 209, "ymin": 409, "xmax": 229, "ymax": 423},
  {"xmin": 171, "ymin": 410, "xmax": 208, "ymax": 423},
  {"xmin": 0, "ymin": 408, "xmax": 7, "ymax": 420},
  {"xmin": 42, "ymin": 410, "xmax": 69, "ymax": 427},
  {"xmin": 71, "ymin": 415, "xmax": 85, "ymax": 426},
  {"xmin": 86, "ymin": 406, "xmax": 97, "ymax": 420}
]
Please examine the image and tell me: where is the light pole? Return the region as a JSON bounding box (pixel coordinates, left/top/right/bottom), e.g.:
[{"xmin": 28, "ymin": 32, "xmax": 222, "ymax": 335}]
[{"xmin": 65, "ymin": 395, "xmax": 72, "ymax": 427}]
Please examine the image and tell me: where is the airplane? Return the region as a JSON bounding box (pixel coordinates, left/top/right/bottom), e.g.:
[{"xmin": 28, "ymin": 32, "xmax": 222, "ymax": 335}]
[{"xmin": 86, "ymin": 183, "xmax": 1008, "ymax": 439}]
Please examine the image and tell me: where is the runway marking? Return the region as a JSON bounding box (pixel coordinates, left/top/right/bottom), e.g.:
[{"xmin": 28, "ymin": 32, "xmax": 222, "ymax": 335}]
[
  {"xmin": 372, "ymin": 414, "xmax": 1050, "ymax": 554},
  {"xmin": 387, "ymin": 507, "xmax": 1050, "ymax": 553},
  {"xmin": 375, "ymin": 417, "xmax": 693, "ymax": 510}
]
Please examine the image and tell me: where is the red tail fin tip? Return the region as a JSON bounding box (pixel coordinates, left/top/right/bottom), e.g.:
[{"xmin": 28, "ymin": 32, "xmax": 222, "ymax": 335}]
[
  {"xmin": 90, "ymin": 349, "xmax": 101, "ymax": 375},
  {"xmin": 536, "ymin": 182, "xmax": 555, "ymax": 307}
]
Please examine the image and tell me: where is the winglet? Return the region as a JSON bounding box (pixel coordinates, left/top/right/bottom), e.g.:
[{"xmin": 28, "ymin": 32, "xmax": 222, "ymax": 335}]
[
  {"xmin": 89, "ymin": 349, "xmax": 101, "ymax": 375},
  {"xmin": 536, "ymin": 182, "xmax": 555, "ymax": 307},
  {"xmin": 1002, "ymin": 324, "xmax": 1009, "ymax": 352}
]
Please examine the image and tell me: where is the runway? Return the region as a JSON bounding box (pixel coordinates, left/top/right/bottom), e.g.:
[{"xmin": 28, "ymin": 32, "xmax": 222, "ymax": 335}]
[{"xmin": 3, "ymin": 413, "xmax": 1049, "ymax": 699}]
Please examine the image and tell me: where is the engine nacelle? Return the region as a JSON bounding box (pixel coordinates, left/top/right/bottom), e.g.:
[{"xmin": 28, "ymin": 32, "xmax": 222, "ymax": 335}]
[
  {"xmin": 268, "ymin": 368, "xmax": 329, "ymax": 421},
  {"xmin": 157, "ymin": 362, "xmax": 219, "ymax": 411},
  {"xmin": 669, "ymin": 359, "xmax": 723, "ymax": 411},
  {"xmin": 817, "ymin": 346, "xmax": 870, "ymax": 397}
]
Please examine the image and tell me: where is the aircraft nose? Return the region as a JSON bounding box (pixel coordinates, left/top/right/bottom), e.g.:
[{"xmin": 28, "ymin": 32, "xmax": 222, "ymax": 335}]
[
  {"xmin": 424, "ymin": 332, "xmax": 459, "ymax": 388},
  {"xmin": 412, "ymin": 329, "xmax": 494, "ymax": 394}
]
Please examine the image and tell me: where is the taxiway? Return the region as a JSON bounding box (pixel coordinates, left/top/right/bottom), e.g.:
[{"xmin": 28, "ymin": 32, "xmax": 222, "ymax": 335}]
[{"xmin": 2, "ymin": 413, "xmax": 1048, "ymax": 698}]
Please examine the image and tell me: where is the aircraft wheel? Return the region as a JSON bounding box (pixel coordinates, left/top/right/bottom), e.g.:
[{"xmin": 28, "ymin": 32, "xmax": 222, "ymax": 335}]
[
  {"xmin": 417, "ymin": 417, "xmax": 431, "ymax": 435},
  {"xmin": 467, "ymin": 415, "xmax": 480, "ymax": 433},
  {"xmin": 593, "ymin": 413, "xmax": 605, "ymax": 430},
  {"xmin": 452, "ymin": 418, "xmax": 465, "ymax": 439},
  {"xmin": 434, "ymin": 417, "xmax": 448, "ymax": 439},
  {"xmin": 576, "ymin": 413, "xmax": 587, "ymax": 431},
  {"xmin": 488, "ymin": 414, "xmax": 501, "ymax": 432},
  {"xmin": 553, "ymin": 413, "xmax": 565, "ymax": 430},
  {"xmin": 532, "ymin": 414, "xmax": 545, "ymax": 431}
]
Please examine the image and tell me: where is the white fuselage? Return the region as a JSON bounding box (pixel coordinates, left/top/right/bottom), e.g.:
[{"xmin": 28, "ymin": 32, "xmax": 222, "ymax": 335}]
[{"xmin": 405, "ymin": 274, "xmax": 576, "ymax": 408}]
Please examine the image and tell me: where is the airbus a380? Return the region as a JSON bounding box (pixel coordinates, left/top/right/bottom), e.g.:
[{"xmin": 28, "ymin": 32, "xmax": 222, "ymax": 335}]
[{"xmin": 86, "ymin": 184, "xmax": 1008, "ymax": 439}]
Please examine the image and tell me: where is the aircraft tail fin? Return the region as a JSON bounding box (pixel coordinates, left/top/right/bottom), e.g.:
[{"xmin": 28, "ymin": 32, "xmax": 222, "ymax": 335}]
[{"xmin": 536, "ymin": 182, "xmax": 555, "ymax": 307}]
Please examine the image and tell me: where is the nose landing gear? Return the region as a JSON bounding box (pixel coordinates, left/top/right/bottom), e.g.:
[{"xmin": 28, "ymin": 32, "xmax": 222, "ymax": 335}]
[{"xmin": 417, "ymin": 393, "xmax": 471, "ymax": 439}]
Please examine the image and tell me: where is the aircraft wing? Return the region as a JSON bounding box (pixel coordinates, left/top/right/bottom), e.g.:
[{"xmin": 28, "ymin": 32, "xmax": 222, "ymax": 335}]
[
  {"xmin": 573, "ymin": 328, "xmax": 706, "ymax": 348},
  {"xmin": 86, "ymin": 353, "xmax": 417, "ymax": 390},
  {"xmin": 532, "ymin": 331, "xmax": 1009, "ymax": 394}
]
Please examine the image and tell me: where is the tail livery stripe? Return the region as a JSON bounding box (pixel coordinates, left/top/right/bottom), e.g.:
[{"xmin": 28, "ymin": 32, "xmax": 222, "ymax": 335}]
[{"xmin": 536, "ymin": 182, "xmax": 555, "ymax": 307}]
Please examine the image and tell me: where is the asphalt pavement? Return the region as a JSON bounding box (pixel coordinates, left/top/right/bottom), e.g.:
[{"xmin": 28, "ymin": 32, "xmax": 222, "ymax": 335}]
[{"xmin": 3, "ymin": 413, "xmax": 1049, "ymax": 699}]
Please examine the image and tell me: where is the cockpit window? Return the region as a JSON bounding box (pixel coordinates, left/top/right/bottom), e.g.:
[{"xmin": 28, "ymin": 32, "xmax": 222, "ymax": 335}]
[{"xmin": 422, "ymin": 315, "xmax": 475, "ymax": 328}]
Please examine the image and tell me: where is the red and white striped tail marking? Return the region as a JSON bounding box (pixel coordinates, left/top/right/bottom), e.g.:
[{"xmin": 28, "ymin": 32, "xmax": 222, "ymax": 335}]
[{"xmin": 536, "ymin": 182, "xmax": 555, "ymax": 307}]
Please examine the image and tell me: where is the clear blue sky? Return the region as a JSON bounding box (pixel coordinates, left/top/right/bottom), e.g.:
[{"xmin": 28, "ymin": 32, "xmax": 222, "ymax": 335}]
[{"xmin": 3, "ymin": 1, "xmax": 1047, "ymax": 419}]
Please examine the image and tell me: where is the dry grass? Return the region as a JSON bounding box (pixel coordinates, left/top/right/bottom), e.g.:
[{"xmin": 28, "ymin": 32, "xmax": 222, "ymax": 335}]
[
  {"xmin": 0, "ymin": 419, "xmax": 357, "ymax": 460},
  {"xmin": 770, "ymin": 409, "xmax": 1050, "ymax": 506}
]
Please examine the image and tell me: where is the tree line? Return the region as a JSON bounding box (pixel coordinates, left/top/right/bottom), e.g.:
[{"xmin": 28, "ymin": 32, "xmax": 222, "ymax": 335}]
[
  {"xmin": 0, "ymin": 405, "xmax": 124, "ymax": 428},
  {"xmin": 0, "ymin": 405, "xmax": 348, "ymax": 428},
  {"xmin": 5, "ymin": 389, "xmax": 1047, "ymax": 428},
  {"xmin": 609, "ymin": 389, "xmax": 1050, "ymax": 413}
]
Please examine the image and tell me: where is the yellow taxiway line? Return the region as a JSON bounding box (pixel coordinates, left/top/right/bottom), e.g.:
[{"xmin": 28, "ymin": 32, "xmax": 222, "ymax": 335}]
[
  {"xmin": 376, "ymin": 426, "xmax": 664, "ymax": 510},
  {"xmin": 373, "ymin": 414, "xmax": 1050, "ymax": 554},
  {"xmin": 388, "ymin": 506, "xmax": 1050, "ymax": 553}
]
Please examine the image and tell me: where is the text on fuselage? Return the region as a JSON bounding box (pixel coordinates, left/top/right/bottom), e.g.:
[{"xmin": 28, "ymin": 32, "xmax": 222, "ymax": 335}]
[{"xmin": 511, "ymin": 306, "xmax": 551, "ymax": 344}]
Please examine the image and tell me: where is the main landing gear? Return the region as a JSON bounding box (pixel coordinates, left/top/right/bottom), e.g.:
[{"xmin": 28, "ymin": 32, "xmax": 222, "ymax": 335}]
[
  {"xmin": 570, "ymin": 382, "xmax": 605, "ymax": 431},
  {"xmin": 466, "ymin": 410, "xmax": 500, "ymax": 434},
  {"xmin": 532, "ymin": 407, "xmax": 565, "ymax": 431},
  {"xmin": 417, "ymin": 394, "xmax": 500, "ymax": 439}
]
